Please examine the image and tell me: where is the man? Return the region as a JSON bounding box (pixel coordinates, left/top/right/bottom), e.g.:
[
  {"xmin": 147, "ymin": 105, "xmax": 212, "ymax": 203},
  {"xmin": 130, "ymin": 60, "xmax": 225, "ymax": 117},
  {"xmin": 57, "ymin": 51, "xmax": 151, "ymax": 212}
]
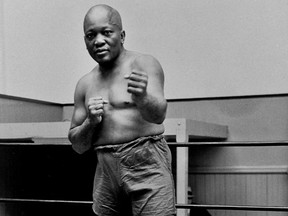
[{"xmin": 68, "ymin": 4, "xmax": 176, "ymax": 216}]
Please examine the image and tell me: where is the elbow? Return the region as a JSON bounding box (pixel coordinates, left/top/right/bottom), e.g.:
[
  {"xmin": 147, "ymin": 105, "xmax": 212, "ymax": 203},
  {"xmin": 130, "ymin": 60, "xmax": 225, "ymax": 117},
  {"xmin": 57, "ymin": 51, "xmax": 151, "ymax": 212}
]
[
  {"xmin": 72, "ymin": 143, "xmax": 88, "ymax": 155},
  {"xmin": 149, "ymin": 105, "xmax": 167, "ymax": 124},
  {"xmin": 153, "ymin": 102, "xmax": 167, "ymax": 124},
  {"xmin": 68, "ymin": 132, "xmax": 90, "ymax": 154},
  {"xmin": 156, "ymin": 102, "xmax": 167, "ymax": 124},
  {"xmin": 154, "ymin": 112, "xmax": 166, "ymax": 124},
  {"xmin": 157, "ymin": 115, "xmax": 166, "ymax": 124}
]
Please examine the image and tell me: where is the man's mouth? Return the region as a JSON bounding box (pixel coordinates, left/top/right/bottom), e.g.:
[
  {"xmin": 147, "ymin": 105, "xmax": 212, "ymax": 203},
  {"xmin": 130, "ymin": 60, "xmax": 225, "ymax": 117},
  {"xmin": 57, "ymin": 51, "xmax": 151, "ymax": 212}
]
[{"xmin": 96, "ymin": 49, "xmax": 108, "ymax": 55}]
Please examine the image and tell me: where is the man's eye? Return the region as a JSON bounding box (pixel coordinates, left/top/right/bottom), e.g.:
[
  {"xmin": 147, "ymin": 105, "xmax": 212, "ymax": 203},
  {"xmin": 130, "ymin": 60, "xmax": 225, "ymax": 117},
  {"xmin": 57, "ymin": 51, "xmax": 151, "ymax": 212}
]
[
  {"xmin": 85, "ymin": 33, "xmax": 95, "ymax": 40},
  {"xmin": 103, "ymin": 31, "xmax": 112, "ymax": 36}
]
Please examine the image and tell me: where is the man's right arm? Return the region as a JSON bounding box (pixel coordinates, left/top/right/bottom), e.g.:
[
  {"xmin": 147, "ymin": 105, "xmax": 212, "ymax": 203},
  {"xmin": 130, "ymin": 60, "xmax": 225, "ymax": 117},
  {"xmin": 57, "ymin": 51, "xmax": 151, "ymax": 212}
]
[{"xmin": 68, "ymin": 79, "xmax": 104, "ymax": 154}]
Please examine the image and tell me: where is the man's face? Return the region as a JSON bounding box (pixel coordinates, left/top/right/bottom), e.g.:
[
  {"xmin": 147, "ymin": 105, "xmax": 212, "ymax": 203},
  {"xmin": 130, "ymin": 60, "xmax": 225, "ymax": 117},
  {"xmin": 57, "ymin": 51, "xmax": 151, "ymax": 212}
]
[{"xmin": 84, "ymin": 12, "xmax": 124, "ymax": 65}]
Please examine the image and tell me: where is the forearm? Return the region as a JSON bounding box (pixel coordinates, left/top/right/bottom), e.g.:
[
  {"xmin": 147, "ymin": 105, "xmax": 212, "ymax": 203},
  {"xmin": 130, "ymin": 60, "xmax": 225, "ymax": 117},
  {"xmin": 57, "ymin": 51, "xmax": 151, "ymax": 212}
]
[
  {"xmin": 135, "ymin": 94, "xmax": 167, "ymax": 124},
  {"xmin": 68, "ymin": 118, "xmax": 98, "ymax": 154}
]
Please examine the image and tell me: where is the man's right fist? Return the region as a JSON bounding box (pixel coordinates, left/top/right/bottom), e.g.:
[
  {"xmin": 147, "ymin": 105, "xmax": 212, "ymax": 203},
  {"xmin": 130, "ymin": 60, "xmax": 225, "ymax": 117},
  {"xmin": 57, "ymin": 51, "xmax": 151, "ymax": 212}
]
[{"xmin": 87, "ymin": 97, "xmax": 108, "ymax": 124}]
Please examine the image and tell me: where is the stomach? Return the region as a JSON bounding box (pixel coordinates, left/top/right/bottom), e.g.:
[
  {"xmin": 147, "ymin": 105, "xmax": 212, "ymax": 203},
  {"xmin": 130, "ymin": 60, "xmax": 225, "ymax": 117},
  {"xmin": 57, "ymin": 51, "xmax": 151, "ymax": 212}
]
[{"xmin": 92, "ymin": 108, "xmax": 165, "ymax": 146}]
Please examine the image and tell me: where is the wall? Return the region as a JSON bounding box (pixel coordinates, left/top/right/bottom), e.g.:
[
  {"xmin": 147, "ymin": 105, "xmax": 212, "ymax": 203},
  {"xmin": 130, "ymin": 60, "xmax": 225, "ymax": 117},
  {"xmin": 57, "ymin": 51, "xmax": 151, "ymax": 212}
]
[
  {"xmin": 0, "ymin": 0, "xmax": 5, "ymax": 94},
  {"xmin": 166, "ymin": 95, "xmax": 288, "ymax": 216},
  {"xmin": 0, "ymin": 94, "xmax": 64, "ymax": 123},
  {"xmin": 189, "ymin": 172, "xmax": 288, "ymax": 216},
  {"xmin": 2, "ymin": 0, "xmax": 288, "ymax": 103}
]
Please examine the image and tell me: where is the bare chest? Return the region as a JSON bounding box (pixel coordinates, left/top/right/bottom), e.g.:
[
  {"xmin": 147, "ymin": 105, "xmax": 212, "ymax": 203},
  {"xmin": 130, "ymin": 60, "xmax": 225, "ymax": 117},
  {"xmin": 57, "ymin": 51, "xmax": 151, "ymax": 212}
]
[{"xmin": 85, "ymin": 66, "xmax": 134, "ymax": 108}]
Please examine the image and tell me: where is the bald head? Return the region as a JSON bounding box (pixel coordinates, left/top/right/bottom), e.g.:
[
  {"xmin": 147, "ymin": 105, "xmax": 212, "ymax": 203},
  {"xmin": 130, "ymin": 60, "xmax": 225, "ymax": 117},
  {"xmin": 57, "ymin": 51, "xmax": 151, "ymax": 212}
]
[{"xmin": 84, "ymin": 4, "xmax": 123, "ymax": 31}]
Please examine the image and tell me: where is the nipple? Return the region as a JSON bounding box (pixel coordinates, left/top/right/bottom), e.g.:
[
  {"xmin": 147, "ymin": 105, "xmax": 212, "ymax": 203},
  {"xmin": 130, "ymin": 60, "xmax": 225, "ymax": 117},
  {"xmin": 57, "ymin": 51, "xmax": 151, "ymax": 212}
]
[{"xmin": 124, "ymin": 100, "xmax": 136, "ymax": 106}]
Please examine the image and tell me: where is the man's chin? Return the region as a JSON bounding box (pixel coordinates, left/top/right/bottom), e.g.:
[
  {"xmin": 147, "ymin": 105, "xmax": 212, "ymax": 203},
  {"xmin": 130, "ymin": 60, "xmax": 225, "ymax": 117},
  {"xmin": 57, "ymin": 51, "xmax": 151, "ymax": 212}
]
[
  {"xmin": 94, "ymin": 56, "xmax": 110, "ymax": 63},
  {"xmin": 96, "ymin": 58, "xmax": 113, "ymax": 67}
]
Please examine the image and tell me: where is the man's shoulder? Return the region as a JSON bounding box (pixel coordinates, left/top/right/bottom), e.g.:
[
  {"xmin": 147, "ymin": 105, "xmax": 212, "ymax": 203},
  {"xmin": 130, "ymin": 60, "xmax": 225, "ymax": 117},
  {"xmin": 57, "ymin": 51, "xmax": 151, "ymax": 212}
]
[
  {"xmin": 75, "ymin": 68, "xmax": 97, "ymax": 92},
  {"xmin": 128, "ymin": 51, "xmax": 162, "ymax": 74},
  {"xmin": 78, "ymin": 67, "xmax": 98, "ymax": 84},
  {"xmin": 128, "ymin": 50, "xmax": 158, "ymax": 62},
  {"xmin": 127, "ymin": 51, "xmax": 160, "ymax": 69}
]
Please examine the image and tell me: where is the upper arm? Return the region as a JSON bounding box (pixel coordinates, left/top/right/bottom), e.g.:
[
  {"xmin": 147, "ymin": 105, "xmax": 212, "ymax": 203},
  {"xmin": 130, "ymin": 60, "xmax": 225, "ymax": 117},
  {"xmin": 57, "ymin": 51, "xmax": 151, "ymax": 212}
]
[{"xmin": 70, "ymin": 78, "xmax": 88, "ymax": 129}]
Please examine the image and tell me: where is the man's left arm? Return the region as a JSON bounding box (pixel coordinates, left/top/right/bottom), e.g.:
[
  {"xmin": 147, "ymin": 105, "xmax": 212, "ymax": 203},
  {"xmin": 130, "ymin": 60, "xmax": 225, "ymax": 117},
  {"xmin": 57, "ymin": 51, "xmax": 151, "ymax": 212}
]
[{"xmin": 125, "ymin": 55, "xmax": 167, "ymax": 124}]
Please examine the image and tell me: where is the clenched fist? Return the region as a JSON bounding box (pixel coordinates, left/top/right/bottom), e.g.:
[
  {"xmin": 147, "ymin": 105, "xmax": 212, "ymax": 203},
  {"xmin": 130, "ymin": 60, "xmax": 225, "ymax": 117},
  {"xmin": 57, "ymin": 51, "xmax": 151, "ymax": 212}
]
[
  {"xmin": 87, "ymin": 97, "xmax": 108, "ymax": 125},
  {"xmin": 124, "ymin": 71, "xmax": 148, "ymax": 101}
]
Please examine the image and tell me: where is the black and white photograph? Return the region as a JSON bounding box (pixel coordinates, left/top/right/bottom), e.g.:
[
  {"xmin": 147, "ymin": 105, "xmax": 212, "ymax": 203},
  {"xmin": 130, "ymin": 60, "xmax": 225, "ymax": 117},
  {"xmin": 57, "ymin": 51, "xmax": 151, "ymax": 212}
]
[{"xmin": 1, "ymin": 1, "xmax": 288, "ymax": 215}]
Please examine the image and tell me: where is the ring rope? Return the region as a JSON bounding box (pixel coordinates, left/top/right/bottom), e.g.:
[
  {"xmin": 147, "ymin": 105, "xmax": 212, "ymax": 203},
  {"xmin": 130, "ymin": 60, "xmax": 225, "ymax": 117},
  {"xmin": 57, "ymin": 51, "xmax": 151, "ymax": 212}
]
[{"xmin": 1, "ymin": 198, "xmax": 288, "ymax": 212}]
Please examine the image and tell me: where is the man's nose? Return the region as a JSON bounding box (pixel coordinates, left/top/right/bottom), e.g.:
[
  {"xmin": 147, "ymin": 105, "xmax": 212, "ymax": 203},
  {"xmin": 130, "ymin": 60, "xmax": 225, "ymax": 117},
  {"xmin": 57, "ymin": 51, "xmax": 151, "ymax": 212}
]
[{"xmin": 94, "ymin": 35, "xmax": 105, "ymax": 46}]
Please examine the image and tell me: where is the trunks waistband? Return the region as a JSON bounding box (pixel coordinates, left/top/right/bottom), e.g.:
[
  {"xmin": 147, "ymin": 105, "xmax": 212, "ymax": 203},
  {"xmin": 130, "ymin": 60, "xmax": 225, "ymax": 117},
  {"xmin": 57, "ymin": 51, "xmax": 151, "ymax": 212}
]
[{"xmin": 94, "ymin": 134, "xmax": 164, "ymax": 152}]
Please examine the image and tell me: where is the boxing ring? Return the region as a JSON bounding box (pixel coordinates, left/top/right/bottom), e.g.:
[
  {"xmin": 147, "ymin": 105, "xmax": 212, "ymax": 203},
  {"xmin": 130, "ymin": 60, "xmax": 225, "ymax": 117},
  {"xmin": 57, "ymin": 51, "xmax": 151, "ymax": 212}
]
[{"xmin": 1, "ymin": 119, "xmax": 288, "ymax": 215}]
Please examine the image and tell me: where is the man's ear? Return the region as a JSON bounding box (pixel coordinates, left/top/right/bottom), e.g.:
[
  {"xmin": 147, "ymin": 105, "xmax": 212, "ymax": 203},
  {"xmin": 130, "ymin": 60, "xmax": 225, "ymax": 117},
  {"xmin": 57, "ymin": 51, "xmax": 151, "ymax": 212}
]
[{"xmin": 121, "ymin": 30, "xmax": 126, "ymax": 44}]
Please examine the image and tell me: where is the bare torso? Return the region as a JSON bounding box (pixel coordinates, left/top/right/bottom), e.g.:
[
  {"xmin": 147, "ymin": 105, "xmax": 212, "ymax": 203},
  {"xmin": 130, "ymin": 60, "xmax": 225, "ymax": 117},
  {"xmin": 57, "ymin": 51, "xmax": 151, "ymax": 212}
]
[{"xmin": 83, "ymin": 51, "xmax": 164, "ymax": 146}]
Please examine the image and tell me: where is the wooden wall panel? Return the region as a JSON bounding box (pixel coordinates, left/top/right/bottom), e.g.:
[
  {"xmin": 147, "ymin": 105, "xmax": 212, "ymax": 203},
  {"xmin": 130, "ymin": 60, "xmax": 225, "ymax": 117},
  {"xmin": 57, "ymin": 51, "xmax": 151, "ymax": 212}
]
[
  {"xmin": 267, "ymin": 175, "xmax": 288, "ymax": 216},
  {"xmin": 189, "ymin": 169, "xmax": 288, "ymax": 216}
]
